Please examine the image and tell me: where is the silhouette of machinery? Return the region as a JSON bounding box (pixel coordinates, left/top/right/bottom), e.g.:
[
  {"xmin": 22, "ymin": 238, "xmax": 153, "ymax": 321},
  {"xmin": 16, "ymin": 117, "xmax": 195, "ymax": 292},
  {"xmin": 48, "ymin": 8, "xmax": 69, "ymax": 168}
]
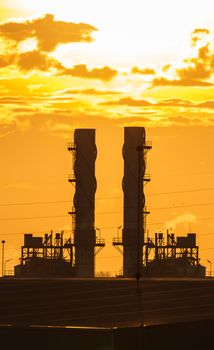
[
  {"xmin": 145, "ymin": 231, "xmax": 205, "ymax": 277},
  {"xmin": 15, "ymin": 231, "xmax": 74, "ymax": 277}
]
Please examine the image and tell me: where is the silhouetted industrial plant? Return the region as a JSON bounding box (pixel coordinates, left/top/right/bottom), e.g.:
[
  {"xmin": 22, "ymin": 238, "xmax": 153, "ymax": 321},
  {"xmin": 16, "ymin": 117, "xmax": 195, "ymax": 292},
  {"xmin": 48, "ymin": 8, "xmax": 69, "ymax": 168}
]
[{"xmin": 14, "ymin": 127, "xmax": 205, "ymax": 278}]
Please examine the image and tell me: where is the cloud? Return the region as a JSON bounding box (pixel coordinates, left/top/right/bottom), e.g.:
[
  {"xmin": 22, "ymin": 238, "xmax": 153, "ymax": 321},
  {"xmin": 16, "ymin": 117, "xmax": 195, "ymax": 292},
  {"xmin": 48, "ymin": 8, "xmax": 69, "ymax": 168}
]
[
  {"xmin": 167, "ymin": 115, "xmax": 210, "ymax": 126},
  {"xmin": 102, "ymin": 97, "xmax": 153, "ymax": 106},
  {"xmin": 45, "ymin": 119, "xmax": 73, "ymax": 138},
  {"xmin": 0, "ymin": 50, "xmax": 63, "ymax": 72},
  {"xmin": 177, "ymin": 63, "xmax": 210, "ymax": 81},
  {"xmin": 60, "ymin": 88, "xmax": 121, "ymax": 95},
  {"xmin": 0, "ymin": 14, "xmax": 97, "ymax": 52},
  {"xmin": 0, "ymin": 54, "xmax": 15, "ymax": 68},
  {"xmin": 177, "ymin": 44, "xmax": 211, "ymax": 81},
  {"xmin": 152, "ymin": 77, "xmax": 213, "ymax": 87},
  {"xmin": 162, "ymin": 64, "xmax": 171, "ymax": 72},
  {"xmin": 101, "ymin": 97, "xmax": 162, "ymax": 107},
  {"xmin": 101, "ymin": 96, "xmax": 214, "ymax": 110},
  {"xmin": 151, "ymin": 28, "xmax": 214, "ymax": 87},
  {"xmin": 12, "ymin": 107, "xmax": 38, "ymax": 113},
  {"xmin": 0, "ymin": 50, "xmax": 117, "ymax": 80},
  {"xmin": 197, "ymin": 101, "xmax": 214, "ymax": 109},
  {"xmin": 0, "ymin": 96, "xmax": 38, "ymax": 104},
  {"xmin": 16, "ymin": 50, "xmax": 63, "ymax": 72},
  {"xmin": 2, "ymin": 100, "xmax": 214, "ymax": 138},
  {"xmin": 191, "ymin": 28, "xmax": 210, "ymax": 45},
  {"xmin": 60, "ymin": 64, "xmax": 117, "ymax": 81},
  {"xmin": 192, "ymin": 28, "xmax": 210, "ymax": 35},
  {"xmin": 132, "ymin": 67, "xmax": 156, "ymax": 75}
]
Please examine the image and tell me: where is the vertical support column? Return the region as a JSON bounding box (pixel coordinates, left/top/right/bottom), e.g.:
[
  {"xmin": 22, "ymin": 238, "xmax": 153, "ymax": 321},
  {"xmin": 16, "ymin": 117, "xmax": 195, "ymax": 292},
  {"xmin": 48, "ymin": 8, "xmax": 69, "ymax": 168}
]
[
  {"xmin": 122, "ymin": 127, "xmax": 146, "ymax": 278},
  {"xmin": 1, "ymin": 240, "xmax": 5, "ymax": 277},
  {"xmin": 73, "ymin": 129, "xmax": 97, "ymax": 277}
]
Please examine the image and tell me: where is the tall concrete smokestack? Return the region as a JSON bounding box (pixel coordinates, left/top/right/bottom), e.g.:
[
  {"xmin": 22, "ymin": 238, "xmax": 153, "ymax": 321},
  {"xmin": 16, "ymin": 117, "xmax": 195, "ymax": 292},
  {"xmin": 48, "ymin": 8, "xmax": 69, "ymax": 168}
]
[
  {"xmin": 122, "ymin": 127, "xmax": 150, "ymax": 277},
  {"xmin": 73, "ymin": 129, "xmax": 97, "ymax": 277}
]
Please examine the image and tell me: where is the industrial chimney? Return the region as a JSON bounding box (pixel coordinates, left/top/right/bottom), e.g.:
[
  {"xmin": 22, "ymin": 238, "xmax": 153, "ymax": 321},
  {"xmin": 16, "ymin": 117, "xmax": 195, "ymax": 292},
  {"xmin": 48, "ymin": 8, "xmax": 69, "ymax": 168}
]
[
  {"xmin": 122, "ymin": 127, "xmax": 151, "ymax": 277},
  {"xmin": 68, "ymin": 129, "xmax": 97, "ymax": 277}
]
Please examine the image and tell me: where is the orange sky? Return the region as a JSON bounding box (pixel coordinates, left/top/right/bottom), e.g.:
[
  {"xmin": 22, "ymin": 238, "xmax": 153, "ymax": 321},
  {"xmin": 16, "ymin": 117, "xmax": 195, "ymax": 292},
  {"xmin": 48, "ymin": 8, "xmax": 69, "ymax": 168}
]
[{"xmin": 1, "ymin": 1, "xmax": 214, "ymax": 275}]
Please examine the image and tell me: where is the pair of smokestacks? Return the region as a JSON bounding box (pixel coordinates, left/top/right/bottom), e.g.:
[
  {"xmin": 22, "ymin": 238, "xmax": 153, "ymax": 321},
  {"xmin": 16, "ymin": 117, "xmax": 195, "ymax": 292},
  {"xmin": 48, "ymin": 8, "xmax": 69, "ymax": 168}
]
[{"xmin": 69, "ymin": 127, "xmax": 150, "ymax": 278}]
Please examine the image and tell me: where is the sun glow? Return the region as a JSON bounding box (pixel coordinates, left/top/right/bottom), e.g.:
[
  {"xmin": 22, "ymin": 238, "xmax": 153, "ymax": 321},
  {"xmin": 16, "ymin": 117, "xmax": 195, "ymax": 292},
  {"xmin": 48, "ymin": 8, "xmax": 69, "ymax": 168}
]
[
  {"xmin": 2, "ymin": 0, "xmax": 214, "ymax": 67},
  {"xmin": 18, "ymin": 38, "xmax": 37, "ymax": 53}
]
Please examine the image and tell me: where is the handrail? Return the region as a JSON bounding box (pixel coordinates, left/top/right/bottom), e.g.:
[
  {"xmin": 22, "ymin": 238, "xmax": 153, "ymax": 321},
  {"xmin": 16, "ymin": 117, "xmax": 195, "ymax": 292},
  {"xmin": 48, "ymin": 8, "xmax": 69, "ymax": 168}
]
[
  {"xmin": 67, "ymin": 143, "xmax": 76, "ymax": 151},
  {"xmin": 112, "ymin": 237, "xmax": 123, "ymax": 244},
  {"xmin": 144, "ymin": 141, "xmax": 152, "ymax": 149},
  {"xmin": 96, "ymin": 238, "xmax": 105, "ymax": 245},
  {"xmin": 143, "ymin": 173, "xmax": 151, "ymax": 181},
  {"xmin": 68, "ymin": 174, "xmax": 76, "ymax": 182}
]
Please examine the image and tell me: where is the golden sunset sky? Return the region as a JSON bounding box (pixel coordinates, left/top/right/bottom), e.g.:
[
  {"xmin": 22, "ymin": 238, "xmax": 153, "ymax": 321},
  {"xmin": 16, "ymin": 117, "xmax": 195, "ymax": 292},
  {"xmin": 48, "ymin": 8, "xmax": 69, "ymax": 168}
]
[{"xmin": 1, "ymin": 0, "xmax": 214, "ymax": 275}]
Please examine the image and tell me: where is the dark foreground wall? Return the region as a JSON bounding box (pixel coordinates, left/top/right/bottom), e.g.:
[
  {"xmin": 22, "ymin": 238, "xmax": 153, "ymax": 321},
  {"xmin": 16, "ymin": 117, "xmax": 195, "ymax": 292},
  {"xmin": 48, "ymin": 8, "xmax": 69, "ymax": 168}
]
[
  {"xmin": 0, "ymin": 319, "xmax": 213, "ymax": 350},
  {"xmin": 0, "ymin": 325, "xmax": 114, "ymax": 350},
  {"xmin": 1, "ymin": 278, "xmax": 214, "ymax": 327}
]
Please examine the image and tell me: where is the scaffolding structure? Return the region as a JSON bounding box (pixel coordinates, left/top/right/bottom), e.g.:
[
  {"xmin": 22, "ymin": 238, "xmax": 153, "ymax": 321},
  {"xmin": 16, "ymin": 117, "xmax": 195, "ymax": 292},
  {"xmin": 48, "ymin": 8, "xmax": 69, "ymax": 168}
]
[
  {"xmin": 144, "ymin": 232, "xmax": 205, "ymax": 277},
  {"xmin": 15, "ymin": 231, "xmax": 74, "ymax": 277}
]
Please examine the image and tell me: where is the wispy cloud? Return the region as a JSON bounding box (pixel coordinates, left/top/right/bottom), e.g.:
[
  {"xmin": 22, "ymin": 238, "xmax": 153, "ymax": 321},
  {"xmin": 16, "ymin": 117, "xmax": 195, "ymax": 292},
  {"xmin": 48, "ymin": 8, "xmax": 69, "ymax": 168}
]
[{"xmin": 60, "ymin": 88, "xmax": 121, "ymax": 96}]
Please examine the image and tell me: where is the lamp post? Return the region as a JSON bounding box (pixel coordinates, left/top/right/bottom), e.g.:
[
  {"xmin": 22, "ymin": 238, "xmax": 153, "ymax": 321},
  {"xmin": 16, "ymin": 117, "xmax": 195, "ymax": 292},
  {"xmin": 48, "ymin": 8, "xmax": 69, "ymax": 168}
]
[
  {"xmin": 207, "ymin": 260, "xmax": 212, "ymax": 277},
  {"xmin": 1, "ymin": 240, "xmax": 5, "ymax": 277},
  {"xmin": 4, "ymin": 259, "xmax": 12, "ymax": 276}
]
